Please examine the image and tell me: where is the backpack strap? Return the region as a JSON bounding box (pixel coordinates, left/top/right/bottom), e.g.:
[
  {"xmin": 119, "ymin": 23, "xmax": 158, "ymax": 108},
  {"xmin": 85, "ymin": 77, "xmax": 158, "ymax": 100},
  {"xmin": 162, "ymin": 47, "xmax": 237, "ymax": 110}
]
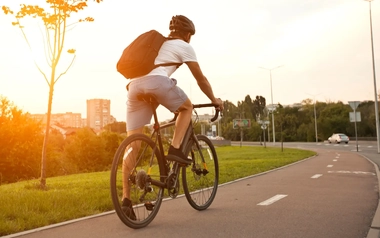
[
  {"xmin": 154, "ymin": 37, "xmax": 183, "ymax": 69},
  {"xmin": 155, "ymin": 62, "xmax": 183, "ymax": 68}
]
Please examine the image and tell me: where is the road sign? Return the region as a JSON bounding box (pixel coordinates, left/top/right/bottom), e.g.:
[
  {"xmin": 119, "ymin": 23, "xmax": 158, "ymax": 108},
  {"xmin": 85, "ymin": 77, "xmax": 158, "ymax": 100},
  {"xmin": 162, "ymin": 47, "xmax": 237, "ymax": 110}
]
[
  {"xmin": 349, "ymin": 112, "xmax": 361, "ymax": 122},
  {"xmin": 261, "ymin": 125, "xmax": 267, "ymax": 130},
  {"xmin": 348, "ymin": 101, "xmax": 360, "ymax": 111},
  {"xmin": 258, "ymin": 120, "xmax": 269, "ymax": 125},
  {"xmin": 233, "ymin": 119, "xmax": 251, "ymax": 129}
]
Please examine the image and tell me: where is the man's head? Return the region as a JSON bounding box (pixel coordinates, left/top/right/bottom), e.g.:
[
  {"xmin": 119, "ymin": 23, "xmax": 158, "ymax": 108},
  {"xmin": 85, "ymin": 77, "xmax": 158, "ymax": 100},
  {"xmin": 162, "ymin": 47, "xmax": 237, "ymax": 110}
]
[{"xmin": 169, "ymin": 15, "xmax": 195, "ymax": 43}]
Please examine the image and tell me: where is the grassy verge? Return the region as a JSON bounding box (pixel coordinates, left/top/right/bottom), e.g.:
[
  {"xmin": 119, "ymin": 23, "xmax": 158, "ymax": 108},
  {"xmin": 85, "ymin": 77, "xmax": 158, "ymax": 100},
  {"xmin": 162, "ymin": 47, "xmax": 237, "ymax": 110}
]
[{"xmin": 0, "ymin": 146, "xmax": 315, "ymax": 236}]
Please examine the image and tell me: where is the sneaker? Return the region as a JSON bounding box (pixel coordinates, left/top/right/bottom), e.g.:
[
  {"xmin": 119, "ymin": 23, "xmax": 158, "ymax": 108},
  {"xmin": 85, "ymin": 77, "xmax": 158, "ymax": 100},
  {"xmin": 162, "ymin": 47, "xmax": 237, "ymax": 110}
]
[
  {"xmin": 122, "ymin": 198, "xmax": 136, "ymax": 220},
  {"xmin": 166, "ymin": 146, "xmax": 192, "ymax": 165}
]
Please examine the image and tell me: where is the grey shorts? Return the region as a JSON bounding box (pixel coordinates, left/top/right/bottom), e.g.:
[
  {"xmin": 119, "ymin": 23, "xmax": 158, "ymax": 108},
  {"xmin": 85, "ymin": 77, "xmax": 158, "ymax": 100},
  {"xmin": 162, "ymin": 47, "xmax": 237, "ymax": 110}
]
[{"xmin": 126, "ymin": 75, "xmax": 188, "ymax": 131}]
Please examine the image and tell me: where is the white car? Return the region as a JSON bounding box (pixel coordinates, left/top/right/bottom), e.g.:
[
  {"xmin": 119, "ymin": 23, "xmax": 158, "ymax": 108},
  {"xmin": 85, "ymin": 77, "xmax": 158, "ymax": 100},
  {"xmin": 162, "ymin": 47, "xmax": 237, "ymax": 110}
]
[{"xmin": 328, "ymin": 133, "xmax": 350, "ymax": 144}]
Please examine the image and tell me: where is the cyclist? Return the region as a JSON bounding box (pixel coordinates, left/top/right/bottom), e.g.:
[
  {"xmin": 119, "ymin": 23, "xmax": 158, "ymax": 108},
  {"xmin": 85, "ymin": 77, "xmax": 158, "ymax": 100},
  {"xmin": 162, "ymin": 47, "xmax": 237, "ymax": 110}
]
[{"xmin": 122, "ymin": 15, "xmax": 223, "ymax": 219}]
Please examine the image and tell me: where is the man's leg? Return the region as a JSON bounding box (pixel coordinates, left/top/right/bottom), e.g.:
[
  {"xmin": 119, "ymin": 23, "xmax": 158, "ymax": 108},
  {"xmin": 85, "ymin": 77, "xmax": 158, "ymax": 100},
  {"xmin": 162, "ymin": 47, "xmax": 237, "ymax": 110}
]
[
  {"xmin": 122, "ymin": 127, "xmax": 144, "ymax": 199},
  {"xmin": 171, "ymin": 98, "xmax": 192, "ymax": 149}
]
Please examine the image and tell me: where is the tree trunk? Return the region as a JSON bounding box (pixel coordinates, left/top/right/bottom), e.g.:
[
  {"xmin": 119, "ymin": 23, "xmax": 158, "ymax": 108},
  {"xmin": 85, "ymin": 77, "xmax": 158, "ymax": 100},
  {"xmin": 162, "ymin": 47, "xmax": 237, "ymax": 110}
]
[{"xmin": 40, "ymin": 80, "xmax": 54, "ymax": 188}]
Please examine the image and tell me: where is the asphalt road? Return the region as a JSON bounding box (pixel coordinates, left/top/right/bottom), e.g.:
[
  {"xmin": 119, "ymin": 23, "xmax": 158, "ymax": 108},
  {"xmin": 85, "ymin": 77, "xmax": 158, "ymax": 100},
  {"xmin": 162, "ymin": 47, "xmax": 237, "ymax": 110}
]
[{"xmin": 4, "ymin": 142, "xmax": 379, "ymax": 238}]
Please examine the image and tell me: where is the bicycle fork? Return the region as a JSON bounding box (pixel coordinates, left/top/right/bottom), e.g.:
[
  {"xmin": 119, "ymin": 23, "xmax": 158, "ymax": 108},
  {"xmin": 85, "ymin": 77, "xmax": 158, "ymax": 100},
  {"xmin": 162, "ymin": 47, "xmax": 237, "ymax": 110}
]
[{"xmin": 188, "ymin": 133, "xmax": 210, "ymax": 176}]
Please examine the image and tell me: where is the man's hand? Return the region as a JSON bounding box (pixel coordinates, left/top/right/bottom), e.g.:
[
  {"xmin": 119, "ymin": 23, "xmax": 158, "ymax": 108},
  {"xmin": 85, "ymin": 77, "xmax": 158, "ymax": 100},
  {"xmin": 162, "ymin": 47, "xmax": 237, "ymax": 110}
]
[{"xmin": 213, "ymin": 98, "xmax": 223, "ymax": 111}]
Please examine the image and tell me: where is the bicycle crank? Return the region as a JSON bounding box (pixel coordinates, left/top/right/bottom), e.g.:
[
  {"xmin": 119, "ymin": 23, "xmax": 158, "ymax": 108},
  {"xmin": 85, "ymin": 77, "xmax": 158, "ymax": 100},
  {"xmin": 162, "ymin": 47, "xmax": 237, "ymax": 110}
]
[
  {"xmin": 144, "ymin": 202, "xmax": 155, "ymax": 211},
  {"xmin": 167, "ymin": 172, "xmax": 179, "ymax": 198}
]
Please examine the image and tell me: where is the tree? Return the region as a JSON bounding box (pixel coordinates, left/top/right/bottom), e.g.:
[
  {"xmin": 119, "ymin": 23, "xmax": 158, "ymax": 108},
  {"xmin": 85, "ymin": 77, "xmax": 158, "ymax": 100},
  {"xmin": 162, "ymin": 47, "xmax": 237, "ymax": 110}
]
[
  {"xmin": 100, "ymin": 131, "xmax": 124, "ymax": 160},
  {"xmin": 318, "ymin": 101, "xmax": 351, "ymax": 140},
  {"xmin": 104, "ymin": 122, "xmax": 127, "ymax": 134},
  {"xmin": 253, "ymin": 95, "xmax": 266, "ymax": 121},
  {"xmin": 0, "ymin": 96, "xmax": 43, "ymax": 184},
  {"xmin": 62, "ymin": 128, "xmax": 108, "ymax": 173},
  {"xmin": 2, "ymin": 0, "xmax": 103, "ymax": 188}
]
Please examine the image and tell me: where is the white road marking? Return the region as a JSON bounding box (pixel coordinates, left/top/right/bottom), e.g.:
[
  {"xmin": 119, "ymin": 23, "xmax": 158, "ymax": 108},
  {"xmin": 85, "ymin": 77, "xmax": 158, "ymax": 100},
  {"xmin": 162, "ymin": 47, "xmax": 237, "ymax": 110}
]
[
  {"xmin": 322, "ymin": 144, "xmax": 373, "ymax": 149},
  {"xmin": 311, "ymin": 174, "xmax": 323, "ymax": 179},
  {"xmin": 257, "ymin": 194, "xmax": 288, "ymax": 206},
  {"xmin": 333, "ymin": 159, "xmax": 337, "ymax": 162},
  {"xmin": 327, "ymin": 165, "xmax": 333, "ymax": 168},
  {"xmin": 328, "ymin": 171, "xmax": 375, "ymax": 176}
]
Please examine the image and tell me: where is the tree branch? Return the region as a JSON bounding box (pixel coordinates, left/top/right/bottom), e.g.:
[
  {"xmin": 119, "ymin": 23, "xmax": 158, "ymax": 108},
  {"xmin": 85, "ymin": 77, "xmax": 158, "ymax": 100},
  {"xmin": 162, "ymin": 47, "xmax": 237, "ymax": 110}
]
[
  {"xmin": 54, "ymin": 55, "xmax": 76, "ymax": 84},
  {"xmin": 17, "ymin": 18, "xmax": 50, "ymax": 85},
  {"xmin": 45, "ymin": 25, "xmax": 53, "ymax": 66},
  {"xmin": 38, "ymin": 23, "xmax": 52, "ymax": 68},
  {"xmin": 34, "ymin": 61, "xmax": 49, "ymax": 85}
]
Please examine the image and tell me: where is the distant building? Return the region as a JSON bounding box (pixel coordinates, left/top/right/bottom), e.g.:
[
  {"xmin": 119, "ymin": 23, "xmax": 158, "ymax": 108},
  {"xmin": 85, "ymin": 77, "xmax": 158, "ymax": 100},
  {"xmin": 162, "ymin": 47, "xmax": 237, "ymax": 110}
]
[
  {"xmin": 86, "ymin": 99, "xmax": 112, "ymax": 130},
  {"xmin": 289, "ymin": 103, "xmax": 302, "ymax": 108},
  {"xmin": 30, "ymin": 112, "xmax": 82, "ymax": 128},
  {"xmin": 192, "ymin": 114, "xmax": 214, "ymax": 122},
  {"xmin": 81, "ymin": 118, "xmax": 87, "ymax": 127}
]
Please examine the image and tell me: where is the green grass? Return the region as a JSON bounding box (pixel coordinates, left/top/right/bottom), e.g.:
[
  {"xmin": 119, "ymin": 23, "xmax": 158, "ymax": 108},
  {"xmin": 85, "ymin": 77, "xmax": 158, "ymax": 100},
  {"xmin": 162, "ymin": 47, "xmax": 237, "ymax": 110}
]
[{"xmin": 0, "ymin": 146, "xmax": 315, "ymax": 236}]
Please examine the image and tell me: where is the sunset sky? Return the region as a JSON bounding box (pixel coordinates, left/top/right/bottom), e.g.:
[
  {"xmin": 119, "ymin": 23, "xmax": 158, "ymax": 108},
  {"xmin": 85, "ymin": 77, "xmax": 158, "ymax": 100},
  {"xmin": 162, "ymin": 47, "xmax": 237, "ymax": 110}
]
[{"xmin": 0, "ymin": 0, "xmax": 379, "ymax": 122}]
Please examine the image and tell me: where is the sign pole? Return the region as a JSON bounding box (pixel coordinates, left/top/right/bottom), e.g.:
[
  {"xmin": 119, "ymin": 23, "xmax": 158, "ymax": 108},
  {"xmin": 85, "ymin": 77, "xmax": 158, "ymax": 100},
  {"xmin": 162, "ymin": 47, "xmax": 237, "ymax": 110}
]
[
  {"xmin": 240, "ymin": 127, "xmax": 243, "ymax": 148},
  {"xmin": 354, "ymin": 108, "xmax": 358, "ymax": 152},
  {"xmin": 263, "ymin": 127, "xmax": 266, "ymax": 148},
  {"xmin": 349, "ymin": 101, "xmax": 360, "ymax": 152}
]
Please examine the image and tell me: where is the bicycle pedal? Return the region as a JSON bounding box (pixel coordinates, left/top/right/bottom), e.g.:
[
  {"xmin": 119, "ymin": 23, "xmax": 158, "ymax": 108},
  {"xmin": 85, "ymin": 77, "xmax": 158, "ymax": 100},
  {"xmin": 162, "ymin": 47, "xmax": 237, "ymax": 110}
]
[
  {"xmin": 202, "ymin": 169, "xmax": 209, "ymax": 175},
  {"xmin": 144, "ymin": 202, "xmax": 155, "ymax": 211}
]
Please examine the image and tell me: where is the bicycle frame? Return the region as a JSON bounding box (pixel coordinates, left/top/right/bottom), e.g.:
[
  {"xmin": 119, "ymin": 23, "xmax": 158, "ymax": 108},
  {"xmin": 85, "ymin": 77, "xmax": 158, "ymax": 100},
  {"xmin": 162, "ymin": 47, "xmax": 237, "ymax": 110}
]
[{"xmin": 148, "ymin": 102, "xmax": 219, "ymax": 177}]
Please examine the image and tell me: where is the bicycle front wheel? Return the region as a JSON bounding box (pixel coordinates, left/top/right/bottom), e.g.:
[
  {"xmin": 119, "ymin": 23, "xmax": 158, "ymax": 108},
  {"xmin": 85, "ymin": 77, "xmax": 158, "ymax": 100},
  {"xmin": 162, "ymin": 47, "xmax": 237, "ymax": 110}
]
[
  {"xmin": 110, "ymin": 133, "xmax": 165, "ymax": 229},
  {"xmin": 182, "ymin": 135, "xmax": 219, "ymax": 210}
]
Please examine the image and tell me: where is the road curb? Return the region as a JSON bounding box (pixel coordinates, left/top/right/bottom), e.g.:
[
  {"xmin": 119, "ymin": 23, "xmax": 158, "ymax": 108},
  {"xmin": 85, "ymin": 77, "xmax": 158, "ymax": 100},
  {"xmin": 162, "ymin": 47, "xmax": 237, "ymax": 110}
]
[{"xmin": 361, "ymin": 154, "xmax": 380, "ymax": 238}]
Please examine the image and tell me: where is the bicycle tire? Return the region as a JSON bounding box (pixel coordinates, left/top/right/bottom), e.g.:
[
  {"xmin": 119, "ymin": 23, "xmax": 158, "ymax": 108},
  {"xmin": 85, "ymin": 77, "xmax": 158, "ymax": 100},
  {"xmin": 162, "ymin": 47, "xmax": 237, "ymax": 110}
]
[
  {"xmin": 110, "ymin": 133, "xmax": 165, "ymax": 229},
  {"xmin": 182, "ymin": 135, "xmax": 219, "ymax": 210}
]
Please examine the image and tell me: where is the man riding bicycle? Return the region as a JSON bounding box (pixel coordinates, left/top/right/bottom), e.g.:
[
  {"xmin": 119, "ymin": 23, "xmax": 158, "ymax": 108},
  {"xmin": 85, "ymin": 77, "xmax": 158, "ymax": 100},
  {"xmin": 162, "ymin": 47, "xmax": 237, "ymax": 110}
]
[{"xmin": 123, "ymin": 15, "xmax": 223, "ymax": 219}]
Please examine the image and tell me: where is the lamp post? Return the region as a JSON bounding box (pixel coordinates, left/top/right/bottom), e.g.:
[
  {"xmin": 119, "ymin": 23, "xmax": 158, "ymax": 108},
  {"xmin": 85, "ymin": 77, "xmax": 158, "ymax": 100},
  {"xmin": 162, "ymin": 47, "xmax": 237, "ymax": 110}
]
[
  {"xmin": 259, "ymin": 65, "xmax": 283, "ymax": 145},
  {"xmin": 364, "ymin": 0, "xmax": 380, "ymax": 153}
]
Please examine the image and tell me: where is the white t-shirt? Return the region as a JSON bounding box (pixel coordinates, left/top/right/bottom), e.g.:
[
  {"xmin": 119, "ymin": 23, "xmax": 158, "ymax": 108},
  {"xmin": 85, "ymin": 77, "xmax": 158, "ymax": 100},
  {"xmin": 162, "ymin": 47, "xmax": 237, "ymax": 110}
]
[{"xmin": 148, "ymin": 39, "xmax": 198, "ymax": 77}]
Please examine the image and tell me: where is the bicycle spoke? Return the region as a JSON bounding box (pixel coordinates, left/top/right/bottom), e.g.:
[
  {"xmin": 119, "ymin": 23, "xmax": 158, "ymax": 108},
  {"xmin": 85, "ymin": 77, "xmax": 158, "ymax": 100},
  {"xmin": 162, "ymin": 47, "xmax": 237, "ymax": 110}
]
[{"xmin": 182, "ymin": 135, "xmax": 219, "ymax": 210}]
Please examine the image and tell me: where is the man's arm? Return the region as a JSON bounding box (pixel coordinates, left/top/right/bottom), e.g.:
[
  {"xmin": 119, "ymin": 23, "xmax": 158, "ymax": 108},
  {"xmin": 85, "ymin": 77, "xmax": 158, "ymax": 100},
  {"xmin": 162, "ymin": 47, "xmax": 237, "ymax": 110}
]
[{"xmin": 185, "ymin": 61, "xmax": 222, "ymax": 108}]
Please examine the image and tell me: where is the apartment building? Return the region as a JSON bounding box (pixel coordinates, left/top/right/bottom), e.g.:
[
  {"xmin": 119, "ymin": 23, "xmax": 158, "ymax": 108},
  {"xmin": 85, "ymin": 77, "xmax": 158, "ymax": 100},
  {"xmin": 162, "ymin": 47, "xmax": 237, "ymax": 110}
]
[
  {"xmin": 30, "ymin": 112, "xmax": 82, "ymax": 128},
  {"xmin": 86, "ymin": 99, "xmax": 112, "ymax": 130}
]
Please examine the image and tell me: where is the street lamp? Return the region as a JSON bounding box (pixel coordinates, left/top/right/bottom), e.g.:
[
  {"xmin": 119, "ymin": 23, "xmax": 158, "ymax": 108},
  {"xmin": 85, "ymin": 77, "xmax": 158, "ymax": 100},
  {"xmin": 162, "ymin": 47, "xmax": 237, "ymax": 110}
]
[
  {"xmin": 259, "ymin": 65, "xmax": 283, "ymax": 145},
  {"xmin": 364, "ymin": 0, "xmax": 380, "ymax": 153}
]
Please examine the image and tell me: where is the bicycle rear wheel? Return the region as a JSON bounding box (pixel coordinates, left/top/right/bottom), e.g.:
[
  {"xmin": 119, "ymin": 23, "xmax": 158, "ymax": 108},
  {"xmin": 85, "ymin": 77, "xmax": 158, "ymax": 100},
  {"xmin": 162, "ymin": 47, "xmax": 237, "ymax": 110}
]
[
  {"xmin": 182, "ymin": 135, "xmax": 219, "ymax": 210},
  {"xmin": 110, "ymin": 133, "xmax": 165, "ymax": 229}
]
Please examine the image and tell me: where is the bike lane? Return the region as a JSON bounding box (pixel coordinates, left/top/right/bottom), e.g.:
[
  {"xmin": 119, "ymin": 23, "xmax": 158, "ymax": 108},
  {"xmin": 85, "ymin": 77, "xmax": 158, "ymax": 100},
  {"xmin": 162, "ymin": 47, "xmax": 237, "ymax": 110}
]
[{"xmin": 5, "ymin": 148, "xmax": 378, "ymax": 238}]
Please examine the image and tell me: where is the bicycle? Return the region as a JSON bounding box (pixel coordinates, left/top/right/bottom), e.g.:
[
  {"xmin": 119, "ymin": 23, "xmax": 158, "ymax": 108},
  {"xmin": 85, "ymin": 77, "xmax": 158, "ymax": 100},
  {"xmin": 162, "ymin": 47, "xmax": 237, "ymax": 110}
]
[{"xmin": 110, "ymin": 93, "xmax": 221, "ymax": 229}]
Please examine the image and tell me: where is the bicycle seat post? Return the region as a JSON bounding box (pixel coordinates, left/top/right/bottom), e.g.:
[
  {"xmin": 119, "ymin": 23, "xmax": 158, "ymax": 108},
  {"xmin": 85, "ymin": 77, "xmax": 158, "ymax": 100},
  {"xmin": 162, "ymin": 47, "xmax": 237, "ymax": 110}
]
[{"xmin": 151, "ymin": 102, "xmax": 160, "ymax": 133}]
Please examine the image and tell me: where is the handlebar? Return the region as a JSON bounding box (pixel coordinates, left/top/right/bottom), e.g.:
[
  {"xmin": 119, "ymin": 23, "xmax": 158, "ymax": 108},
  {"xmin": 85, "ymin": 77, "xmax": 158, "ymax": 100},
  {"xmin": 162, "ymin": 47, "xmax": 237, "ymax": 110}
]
[
  {"xmin": 193, "ymin": 103, "xmax": 221, "ymax": 122},
  {"xmin": 170, "ymin": 103, "xmax": 221, "ymax": 123}
]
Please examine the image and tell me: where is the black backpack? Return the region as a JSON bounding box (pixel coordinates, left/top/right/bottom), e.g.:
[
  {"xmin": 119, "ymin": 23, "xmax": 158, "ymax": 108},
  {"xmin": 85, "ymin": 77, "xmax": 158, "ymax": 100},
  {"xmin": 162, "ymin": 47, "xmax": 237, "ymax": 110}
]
[{"xmin": 117, "ymin": 30, "xmax": 182, "ymax": 79}]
